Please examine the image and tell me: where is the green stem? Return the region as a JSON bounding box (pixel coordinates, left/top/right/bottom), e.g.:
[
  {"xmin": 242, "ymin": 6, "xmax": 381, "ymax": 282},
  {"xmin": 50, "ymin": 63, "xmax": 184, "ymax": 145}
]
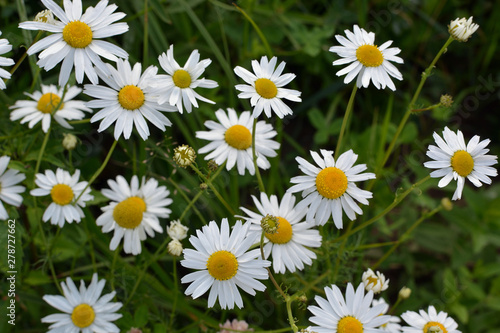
[
  {"xmin": 259, "ymin": 231, "xmax": 287, "ymax": 300},
  {"xmin": 332, "ymin": 220, "xmax": 354, "ymax": 282},
  {"xmin": 169, "ymin": 257, "xmax": 179, "ymax": 330},
  {"xmin": 190, "ymin": 164, "xmax": 235, "ymax": 215},
  {"xmin": 286, "ymin": 295, "xmax": 299, "ymax": 333},
  {"xmin": 9, "ymin": 31, "xmax": 44, "ymax": 77},
  {"xmin": 233, "ymin": 3, "xmax": 273, "ymax": 57},
  {"xmin": 335, "ymin": 84, "xmax": 358, "ymax": 159},
  {"xmin": 142, "ymin": 0, "xmax": 149, "ymax": 66},
  {"xmin": 252, "ymin": 118, "xmax": 266, "ymax": 193},
  {"xmin": 33, "ymin": 127, "xmax": 51, "ymax": 185}
]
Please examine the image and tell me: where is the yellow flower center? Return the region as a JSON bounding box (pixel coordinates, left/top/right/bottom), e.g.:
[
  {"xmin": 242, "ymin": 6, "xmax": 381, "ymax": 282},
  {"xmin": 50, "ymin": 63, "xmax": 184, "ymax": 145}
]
[
  {"xmin": 62, "ymin": 21, "xmax": 93, "ymax": 48},
  {"xmin": 206, "ymin": 250, "xmax": 238, "ymax": 280},
  {"xmin": 265, "ymin": 217, "xmax": 293, "ymax": 244},
  {"xmin": 118, "ymin": 85, "xmax": 145, "ymax": 110},
  {"xmin": 50, "ymin": 184, "xmax": 74, "ymax": 206},
  {"xmin": 366, "ymin": 276, "xmax": 379, "ymax": 286},
  {"xmin": 37, "ymin": 93, "xmax": 63, "ymax": 114},
  {"xmin": 173, "ymin": 69, "xmax": 192, "ymax": 88},
  {"xmin": 255, "ymin": 78, "xmax": 278, "ymax": 99},
  {"xmin": 113, "ymin": 196, "xmax": 147, "ymax": 229},
  {"xmin": 224, "ymin": 125, "xmax": 252, "ymax": 150},
  {"xmin": 315, "ymin": 167, "xmax": 348, "ymax": 199},
  {"xmin": 450, "ymin": 150, "xmax": 474, "ymax": 177},
  {"xmin": 337, "ymin": 316, "xmax": 363, "ymax": 333},
  {"xmin": 71, "ymin": 304, "xmax": 95, "ymax": 328},
  {"xmin": 356, "ymin": 44, "xmax": 384, "ymax": 67},
  {"xmin": 423, "ymin": 321, "xmax": 447, "ymax": 333}
]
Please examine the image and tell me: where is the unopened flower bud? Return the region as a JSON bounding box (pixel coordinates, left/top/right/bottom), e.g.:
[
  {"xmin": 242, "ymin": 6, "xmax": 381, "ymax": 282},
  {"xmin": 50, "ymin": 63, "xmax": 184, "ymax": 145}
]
[
  {"xmin": 362, "ymin": 268, "xmax": 389, "ymax": 294},
  {"xmin": 441, "ymin": 198, "xmax": 453, "ymax": 211},
  {"xmin": 261, "ymin": 214, "xmax": 279, "ymax": 234},
  {"xmin": 298, "ymin": 295, "xmax": 307, "ymax": 303},
  {"xmin": 207, "ymin": 159, "xmax": 218, "ymax": 172},
  {"xmin": 167, "ymin": 239, "xmax": 183, "ymax": 256},
  {"xmin": 35, "ymin": 9, "xmax": 55, "ymax": 24},
  {"xmin": 173, "ymin": 144, "xmax": 196, "ymax": 168},
  {"xmin": 448, "ymin": 17, "xmax": 479, "ymax": 42},
  {"xmin": 200, "ymin": 182, "xmax": 208, "ymax": 191},
  {"xmin": 399, "ymin": 286, "xmax": 411, "ymax": 299},
  {"xmin": 440, "ymin": 94, "xmax": 453, "ymax": 108},
  {"xmin": 427, "ymin": 326, "xmax": 443, "ymax": 333},
  {"xmin": 62, "ymin": 133, "xmax": 78, "ymax": 150},
  {"xmin": 167, "ymin": 220, "xmax": 189, "ymax": 241}
]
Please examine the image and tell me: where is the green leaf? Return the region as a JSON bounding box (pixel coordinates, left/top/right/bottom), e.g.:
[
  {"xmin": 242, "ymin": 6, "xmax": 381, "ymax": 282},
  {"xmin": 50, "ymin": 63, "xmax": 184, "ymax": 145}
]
[
  {"xmin": 134, "ymin": 304, "xmax": 149, "ymax": 327},
  {"xmin": 23, "ymin": 270, "xmax": 52, "ymax": 286},
  {"xmin": 449, "ymin": 302, "xmax": 469, "ymax": 324}
]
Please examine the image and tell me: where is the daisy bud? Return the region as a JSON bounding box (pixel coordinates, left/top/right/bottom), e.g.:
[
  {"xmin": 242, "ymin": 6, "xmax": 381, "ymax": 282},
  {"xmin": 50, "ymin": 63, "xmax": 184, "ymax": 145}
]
[
  {"xmin": 35, "ymin": 9, "xmax": 55, "ymax": 25},
  {"xmin": 448, "ymin": 17, "xmax": 479, "ymax": 42},
  {"xmin": 207, "ymin": 159, "xmax": 218, "ymax": 172},
  {"xmin": 362, "ymin": 268, "xmax": 389, "ymax": 294},
  {"xmin": 200, "ymin": 183, "xmax": 208, "ymax": 191},
  {"xmin": 173, "ymin": 144, "xmax": 196, "ymax": 168},
  {"xmin": 261, "ymin": 214, "xmax": 279, "ymax": 234},
  {"xmin": 441, "ymin": 198, "xmax": 453, "ymax": 211},
  {"xmin": 399, "ymin": 286, "xmax": 411, "ymax": 299},
  {"xmin": 439, "ymin": 94, "xmax": 453, "ymax": 108},
  {"xmin": 167, "ymin": 239, "xmax": 183, "ymax": 256},
  {"xmin": 62, "ymin": 133, "xmax": 78, "ymax": 150},
  {"xmin": 167, "ymin": 220, "xmax": 188, "ymax": 241}
]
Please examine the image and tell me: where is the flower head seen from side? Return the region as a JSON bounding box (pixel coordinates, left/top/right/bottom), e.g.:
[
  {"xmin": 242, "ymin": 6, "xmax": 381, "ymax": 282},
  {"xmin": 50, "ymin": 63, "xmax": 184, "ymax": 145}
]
[
  {"xmin": 448, "ymin": 17, "xmax": 479, "ymax": 42},
  {"xmin": 96, "ymin": 175, "xmax": 172, "ymax": 255},
  {"xmin": 423, "ymin": 126, "xmax": 497, "ymax": 200},
  {"xmin": 0, "ymin": 156, "xmax": 26, "ymax": 220},
  {"xmin": 31, "ymin": 168, "xmax": 93, "ymax": 227},
  {"xmin": 181, "ymin": 218, "xmax": 271, "ymax": 310},
  {"xmin": 239, "ymin": 192, "xmax": 322, "ymax": 274},
  {"xmin": 372, "ymin": 298, "xmax": 402, "ymax": 333},
  {"xmin": 308, "ymin": 282, "xmax": 390, "ymax": 333},
  {"xmin": 18, "ymin": 0, "xmax": 129, "ymax": 86},
  {"xmin": 288, "ymin": 149, "xmax": 375, "ymax": 228},
  {"xmin": 85, "ymin": 59, "xmax": 177, "ymax": 140},
  {"xmin": 234, "ymin": 56, "xmax": 301, "ymax": 118},
  {"xmin": 196, "ymin": 108, "xmax": 280, "ymax": 175},
  {"xmin": 10, "ymin": 84, "xmax": 91, "ymax": 133},
  {"xmin": 362, "ymin": 268, "xmax": 389, "ymax": 294},
  {"xmin": 156, "ymin": 44, "xmax": 218, "ymax": 114},
  {"xmin": 401, "ymin": 305, "xmax": 461, "ymax": 333},
  {"xmin": 0, "ymin": 31, "xmax": 14, "ymax": 90},
  {"xmin": 329, "ymin": 25, "xmax": 403, "ymax": 91},
  {"xmin": 42, "ymin": 273, "xmax": 122, "ymax": 333}
]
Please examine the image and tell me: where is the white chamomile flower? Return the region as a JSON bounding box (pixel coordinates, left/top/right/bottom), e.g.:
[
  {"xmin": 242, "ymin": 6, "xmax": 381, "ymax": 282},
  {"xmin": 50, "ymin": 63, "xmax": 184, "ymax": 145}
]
[
  {"xmin": 181, "ymin": 218, "xmax": 271, "ymax": 310},
  {"xmin": 308, "ymin": 282, "xmax": 390, "ymax": 333},
  {"xmin": 234, "ymin": 56, "xmax": 301, "ymax": 118},
  {"xmin": 167, "ymin": 220, "xmax": 189, "ymax": 241},
  {"xmin": 423, "ymin": 126, "xmax": 497, "ymax": 200},
  {"xmin": 31, "ymin": 168, "xmax": 93, "ymax": 227},
  {"xmin": 0, "ymin": 31, "xmax": 14, "ymax": 90},
  {"xmin": 362, "ymin": 268, "xmax": 389, "ymax": 294},
  {"xmin": 156, "ymin": 44, "xmax": 218, "ymax": 114},
  {"xmin": 448, "ymin": 17, "xmax": 479, "ymax": 42},
  {"xmin": 372, "ymin": 298, "xmax": 402, "ymax": 333},
  {"xmin": 288, "ymin": 149, "xmax": 375, "ymax": 228},
  {"xmin": 401, "ymin": 305, "xmax": 461, "ymax": 333},
  {"xmin": 42, "ymin": 273, "xmax": 122, "ymax": 333},
  {"xmin": 19, "ymin": 0, "xmax": 129, "ymax": 86},
  {"xmin": 239, "ymin": 192, "xmax": 322, "ymax": 274},
  {"xmin": 0, "ymin": 156, "xmax": 26, "ymax": 220},
  {"xmin": 96, "ymin": 175, "xmax": 172, "ymax": 255},
  {"xmin": 84, "ymin": 59, "xmax": 177, "ymax": 140},
  {"xmin": 196, "ymin": 108, "xmax": 280, "ymax": 175},
  {"xmin": 10, "ymin": 84, "xmax": 91, "ymax": 133},
  {"xmin": 329, "ymin": 25, "xmax": 403, "ymax": 91}
]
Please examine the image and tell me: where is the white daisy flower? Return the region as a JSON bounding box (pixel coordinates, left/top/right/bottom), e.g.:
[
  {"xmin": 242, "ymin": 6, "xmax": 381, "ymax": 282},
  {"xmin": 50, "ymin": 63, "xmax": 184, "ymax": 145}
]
[
  {"xmin": 167, "ymin": 220, "xmax": 189, "ymax": 241},
  {"xmin": 329, "ymin": 25, "xmax": 403, "ymax": 91},
  {"xmin": 423, "ymin": 126, "xmax": 497, "ymax": 200},
  {"xmin": 10, "ymin": 84, "xmax": 91, "ymax": 133},
  {"xmin": 42, "ymin": 273, "xmax": 122, "ymax": 332},
  {"xmin": 0, "ymin": 31, "xmax": 14, "ymax": 90},
  {"xmin": 372, "ymin": 298, "xmax": 402, "ymax": 333},
  {"xmin": 362, "ymin": 268, "xmax": 389, "ymax": 294},
  {"xmin": 181, "ymin": 218, "xmax": 271, "ymax": 310},
  {"xmin": 156, "ymin": 44, "xmax": 218, "ymax": 114},
  {"xmin": 19, "ymin": 0, "xmax": 129, "ymax": 86},
  {"xmin": 308, "ymin": 282, "xmax": 390, "ymax": 333},
  {"xmin": 0, "ymin": 156, "xmax": 26, "ymax": 220},
  {"xmin": 238, "ymin": 192, "xmax": 322, "ymax": 274},
  {"xmin": 31, "ymin": 168, "xmax": 93, "ymax": 227},
  {"xmin": 288, "ymin": 149, "xmax": 376, "ymax": 228},
  {"xmin": 401, "ymin": 305, "xmax": 461, "ymax": 333},
  {"xmin": 96, "ymin": 175, "xmax": 172, "ymax": 255},
  {"xmin": 196, "ymin": 108, "xmax": 280, "ymax": 175},
  {"xmin": 234, "ymin": 56, "xmax": 301, "ymax": 118},
  {"xmin": 84, "ymin": 59, "xmax": 177, "ymax": 140},
  {"xmin": 448, "ymin": 17, "xmax": 479, "ymax": 42}
]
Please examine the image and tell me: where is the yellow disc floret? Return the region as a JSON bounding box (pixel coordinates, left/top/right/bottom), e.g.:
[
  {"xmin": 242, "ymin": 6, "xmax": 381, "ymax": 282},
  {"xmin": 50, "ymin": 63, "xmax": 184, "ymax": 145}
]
[
  {"xmin": 37, "ymin": 93, "xmax": 63, "ymax": 114},
  {"xmin": 337, "ymin": 316, "xmax": 363, "ymax": 333},
  {"xmin": 315, "ymin": 167, "xmax": 348, "ymax": 199},
  {"xmin": 356, "ymin": 44, "xmax": 384, "ymax": 67},
  {"xmin": 173, "ymin": 69, "xmax": 192, "ymax": 88},
  {"xmin": 450, "ymin": 150, "xmax": 474, "ymax": 177},
  {"xmin": 265, "ymin": 217, "xmax": 293, "ymax": 244},
  {"xmin": 63, "ymin": 21, "xmax": 93, "ymax": 48},
  {"xmin": 206, "ymin": 250, "xmax": 238, "ymax": 280},
  {"xmin": 255, "ymin": 78, "xmax": 278, "ymax": 99},
  {"xmin": 113, "ymin": 196, "xmax": 147, "ymax": 229},
  {"xmin": 423, "ymin": 321, "xmax": 447, "ymax": 333},
  {"xmin": 118, "ymin": 85, "xmax": 145, "ymax": 110},
  {"xmin": 50, "ymin": 184, "xmax": 74, "ymax": 206},
  {"xmin": 224, "ymin": 125, "xmax": 252, "ymax": 150},
  {"xmin": 71, "ymin": 304, "xmax": 95, "ymax": 328},
  {"xmin": 366, "ymin": 276, "xmax": 379, "ymax": 286}
]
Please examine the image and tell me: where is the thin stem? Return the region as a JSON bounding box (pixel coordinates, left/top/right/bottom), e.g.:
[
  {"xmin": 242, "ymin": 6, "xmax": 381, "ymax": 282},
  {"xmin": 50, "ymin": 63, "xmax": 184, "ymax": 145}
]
[
  {"xmin": 335, "ymin": 84, "xmax": 358, "ymax": 159},
  {"xmin": 332, "ymin": 220, "xmax": 354, "ymax": 282},
  {"xmin": 233, "ymin": 3, "xmax": 273, "ymax": 58},
  {"xmin": 286, "ymin": 295, "xmax": 299, "ymax": 333},
  {"xmin": 169, "ymin": 258, "xmax": 179, "ymax": 331},
  {"xmin": 252, "ymin": 118, "xmax": 266, "ymax": 193},
  {"xmin": 190, "ymin": 164, "xmax": 235, "ymax": 215},
  {"xmin": 259, "ymin": 231, "xmax": 287, "ymax": 300},
  {"xmin": 33, "ymin": 127, "xmax": 52, "ymax": 185},
  {"xmin": 142, "ymin": 0, "xmax": 149, "ymax": 66},
  {"xmin": 9, "ymin": 31, "xmax": 44, "ymax": 77}
]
